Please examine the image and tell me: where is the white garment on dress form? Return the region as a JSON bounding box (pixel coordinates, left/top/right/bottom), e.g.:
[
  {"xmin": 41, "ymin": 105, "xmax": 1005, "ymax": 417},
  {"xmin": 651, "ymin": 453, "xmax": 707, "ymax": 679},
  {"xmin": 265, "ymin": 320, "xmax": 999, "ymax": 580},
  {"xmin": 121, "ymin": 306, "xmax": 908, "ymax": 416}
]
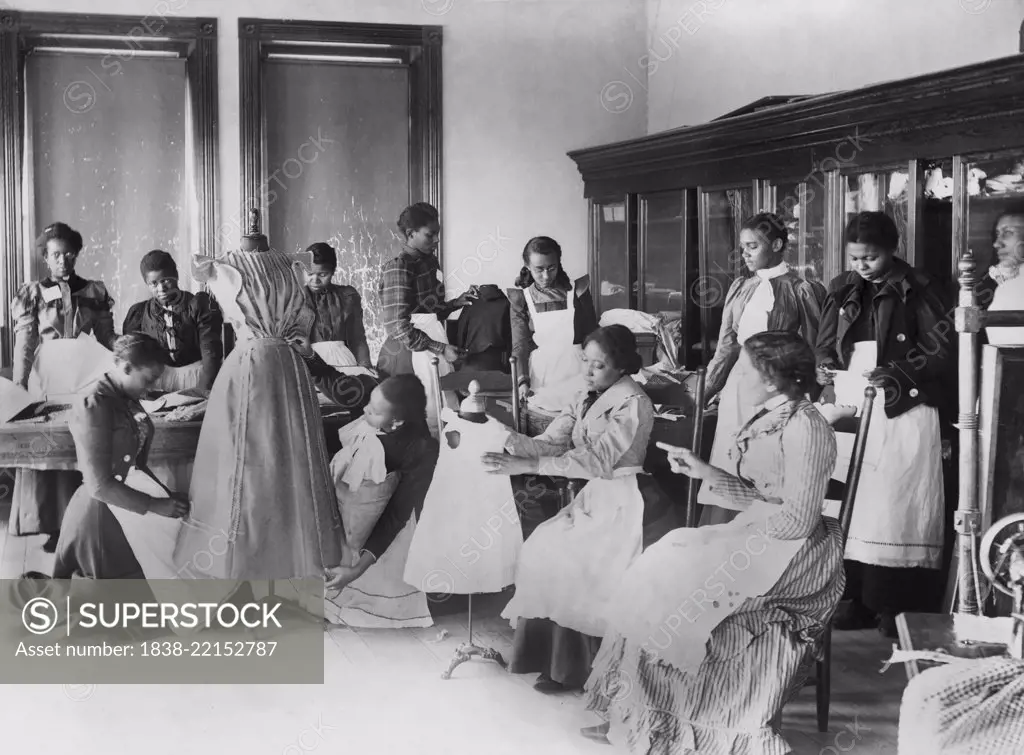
[
  {"xmin": 834, "ymin": 341, "xmax": 944, "ymax": 568},
  {"xmin": 734, "ymin": 262, "xmax": 790, "ymax": 345},
  {"xmin": 404, "ymin": 408, "xmax": 521, "ymax": 594},
  {"xmin": 409, "ymin": 313, "xmax": 451, "ymax": 439},
  {"xmin": 524, "ymin": 285, "xmax": 586, "ymax": 412}
]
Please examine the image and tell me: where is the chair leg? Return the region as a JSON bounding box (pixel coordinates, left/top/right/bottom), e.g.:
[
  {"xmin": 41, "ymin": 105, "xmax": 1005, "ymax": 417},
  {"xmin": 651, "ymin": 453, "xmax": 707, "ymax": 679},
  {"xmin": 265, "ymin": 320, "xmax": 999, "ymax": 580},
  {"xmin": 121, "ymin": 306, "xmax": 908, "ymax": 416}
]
[{"xmin": 816, "ymin": 627, "xmax": 832, "ymax": 733}]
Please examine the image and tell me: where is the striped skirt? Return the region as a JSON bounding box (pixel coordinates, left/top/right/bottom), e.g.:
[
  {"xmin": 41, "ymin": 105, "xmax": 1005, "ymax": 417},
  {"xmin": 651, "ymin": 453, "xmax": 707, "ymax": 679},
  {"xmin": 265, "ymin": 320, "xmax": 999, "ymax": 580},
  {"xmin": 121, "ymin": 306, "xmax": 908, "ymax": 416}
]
[{"xmin": 585, "ymin": 519, "xmax": 845, "ymax": 755}]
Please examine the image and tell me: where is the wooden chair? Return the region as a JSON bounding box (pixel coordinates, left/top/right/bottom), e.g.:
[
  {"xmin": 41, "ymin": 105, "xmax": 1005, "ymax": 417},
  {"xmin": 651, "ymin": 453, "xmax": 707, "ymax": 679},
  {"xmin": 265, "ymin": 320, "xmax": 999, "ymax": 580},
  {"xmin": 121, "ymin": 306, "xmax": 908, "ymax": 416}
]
[{"xmin": 804, "ymin": 386, "xmax": 877, "ymax": 733}]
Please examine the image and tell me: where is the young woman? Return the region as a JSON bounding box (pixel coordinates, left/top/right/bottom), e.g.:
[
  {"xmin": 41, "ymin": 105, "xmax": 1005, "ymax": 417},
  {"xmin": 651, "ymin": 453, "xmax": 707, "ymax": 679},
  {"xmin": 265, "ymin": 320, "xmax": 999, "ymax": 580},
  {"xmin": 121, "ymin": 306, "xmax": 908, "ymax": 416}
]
[
  {"xmin": 699, "ymin": 213, "xmax": 825, "ymax": 525},
  {"xmin": 816, "ymin": 211, "xmax": 950, "ymax": 637},
  {"xmin": 9, "ymin": 222, "xmax": 117, "ymax": 552},
  {"xmin": 303, "ymin": 241, "xmax": 372, "ymax": 368},
  {"xmin": 376, "ymin": 202, "xmax": 476, "ymax": 436},
  {"xmin": 170, "ymin": 247, "xmax": 377, "ymax": 599},
  {"xmin": 321, "ymin": 375, "xmax": 440, "ymax": 628},
  {"xmin": 122, "ymin": 249, "xmax": 223, "ymax": 392},
  {"xmin": 52, "ymin": 334, "xmax": 190, "ymax": 580},
  {"xmin": 582, "ymin": 331, "xmax": 843, "ymax": 752},
  {"xmin": 483, "ymin": 325, "xmax": 655, "ymax": 693},
  {"xmin": 507, "ymin": 236, "xmax": 599, "ymax": 412}
]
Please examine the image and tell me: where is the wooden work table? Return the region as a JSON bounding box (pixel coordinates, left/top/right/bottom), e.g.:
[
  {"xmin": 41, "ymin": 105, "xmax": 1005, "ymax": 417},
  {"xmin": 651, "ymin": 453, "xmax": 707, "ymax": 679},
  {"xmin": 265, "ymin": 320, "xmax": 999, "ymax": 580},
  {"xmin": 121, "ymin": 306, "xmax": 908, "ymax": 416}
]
[{"xmin": 0, "ymin": 409, "xmax": 355, "ymax": 471}]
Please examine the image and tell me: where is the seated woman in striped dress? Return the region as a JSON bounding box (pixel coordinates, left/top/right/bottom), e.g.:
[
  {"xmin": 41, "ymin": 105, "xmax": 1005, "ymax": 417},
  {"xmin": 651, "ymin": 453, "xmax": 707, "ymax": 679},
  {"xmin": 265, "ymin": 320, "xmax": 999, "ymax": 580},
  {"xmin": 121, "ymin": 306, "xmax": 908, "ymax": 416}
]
[{"xmin": 582, "ymin": 331, "xmax": 844, "ymax": 753}]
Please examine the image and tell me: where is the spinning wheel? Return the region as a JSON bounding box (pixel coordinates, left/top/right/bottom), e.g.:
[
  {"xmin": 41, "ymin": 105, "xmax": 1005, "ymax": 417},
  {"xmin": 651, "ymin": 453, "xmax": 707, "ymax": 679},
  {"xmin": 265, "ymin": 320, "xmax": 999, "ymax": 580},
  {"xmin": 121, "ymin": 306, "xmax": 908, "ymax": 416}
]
[
  {"xmin": 979, "ymin": 513, "xmax": 1024, "ymax": 659},
  {"xmin": 979, "ymin": 513, "xmax": 1024, "ymax": 599}
]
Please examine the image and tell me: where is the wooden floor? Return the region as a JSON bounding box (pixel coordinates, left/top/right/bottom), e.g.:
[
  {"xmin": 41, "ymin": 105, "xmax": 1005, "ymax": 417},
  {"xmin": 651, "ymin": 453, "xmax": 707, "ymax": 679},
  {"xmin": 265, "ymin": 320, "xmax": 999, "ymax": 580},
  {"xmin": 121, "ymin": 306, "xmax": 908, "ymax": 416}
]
[{"xmin": 0, "ymin": 492, "xmax": 905, "ymax": 754}]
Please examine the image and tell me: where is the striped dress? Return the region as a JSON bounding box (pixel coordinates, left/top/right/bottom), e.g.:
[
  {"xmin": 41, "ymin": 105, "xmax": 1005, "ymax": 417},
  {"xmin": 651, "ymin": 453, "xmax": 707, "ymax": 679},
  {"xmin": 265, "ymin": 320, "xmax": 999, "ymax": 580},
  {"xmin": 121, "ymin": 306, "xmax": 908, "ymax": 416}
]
[{"xmin": 585, "ymin": 397, "xmax": 845, "ymax": 754}]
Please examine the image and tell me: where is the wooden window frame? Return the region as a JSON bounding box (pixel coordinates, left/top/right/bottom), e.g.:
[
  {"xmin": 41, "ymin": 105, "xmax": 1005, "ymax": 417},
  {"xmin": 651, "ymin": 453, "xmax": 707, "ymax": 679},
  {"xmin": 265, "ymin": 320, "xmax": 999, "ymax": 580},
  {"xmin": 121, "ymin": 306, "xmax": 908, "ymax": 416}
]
[
  {"xmin": 0, "ymin": 10, "xmax": 219, "ymax": 367},
  {"xmin": 237, "ymin": 19, "xmax": 442, "ymax": 261}
]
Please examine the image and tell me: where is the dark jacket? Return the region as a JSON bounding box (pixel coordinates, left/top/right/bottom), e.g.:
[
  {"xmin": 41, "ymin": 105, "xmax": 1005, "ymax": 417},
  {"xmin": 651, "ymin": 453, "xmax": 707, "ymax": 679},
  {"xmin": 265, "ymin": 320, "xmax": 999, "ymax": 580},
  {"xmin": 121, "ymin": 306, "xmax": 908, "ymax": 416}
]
[
  {"xmin": 506, "ymin": 275, "xmax": 599, "ymax": 381},
  {"xmin": 454, "ymin": 285, "xmax": 512, "ymax": 372},
  {"xmin": 816, "ymin": 259, "xmax": 953, "ymax": 420},
  {"xmin": 69, "ymin": 375, "xmax": 163, "ymax": 516},
  {"xmin": 123, "ymin": 291, "xmax": 224, "ymax": 390}
]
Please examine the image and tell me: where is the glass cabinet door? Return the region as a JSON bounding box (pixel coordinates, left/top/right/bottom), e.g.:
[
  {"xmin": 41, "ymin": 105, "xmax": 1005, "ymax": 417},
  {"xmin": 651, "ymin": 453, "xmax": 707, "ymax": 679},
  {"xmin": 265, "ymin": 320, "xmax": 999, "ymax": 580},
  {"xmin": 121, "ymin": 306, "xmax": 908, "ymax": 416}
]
[
  {"xmin": 843, "ymin": 168, "xmax": 912, "ymax": 261},
  {"xmin": 591, "ymin": 197, "xmax": 631, "ymax": 312},
  {"xmin": 964, "ymin": 153, "xmax": 1024, "ymax": 292},
  {"xmin": 639, "ymin": 190, "xmax": 688, "ymax": 365},
  {"xmin": 773, "ymin": 182, "xmax": 826, "ymax": 284},
  {"xmin": 698, "ymin": 186, "xmax": 753, "ymax": 359},
  {"xmin": 639, "ymin": 191, "xmax": 685, "ymax": 317}
]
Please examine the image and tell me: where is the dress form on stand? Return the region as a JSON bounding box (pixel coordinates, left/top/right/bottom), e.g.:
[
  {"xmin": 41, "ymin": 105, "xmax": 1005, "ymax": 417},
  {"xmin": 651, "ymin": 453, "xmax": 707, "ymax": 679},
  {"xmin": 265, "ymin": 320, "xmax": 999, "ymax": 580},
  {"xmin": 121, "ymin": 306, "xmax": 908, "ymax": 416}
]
[
  {"xmin": 430, "ymin": 366, "xmax": 509, "ymax": 679},
  {"xmin": 234, "ymin": 208, "xmax": 322, "ymax": 628}
]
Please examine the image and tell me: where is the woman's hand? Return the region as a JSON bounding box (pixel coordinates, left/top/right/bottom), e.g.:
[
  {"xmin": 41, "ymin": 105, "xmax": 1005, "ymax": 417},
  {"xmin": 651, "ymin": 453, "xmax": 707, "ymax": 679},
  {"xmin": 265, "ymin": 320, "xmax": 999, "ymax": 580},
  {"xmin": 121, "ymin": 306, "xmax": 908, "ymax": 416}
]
[
  {"xmin": 481, "ymin": 452, "xmax": 535, "ymax": 476},
  {"xmin": 656, "ymin": 442, "xmax": 711, "ymax": 479},
  {"xmin": 449, "ymin": 287, "xmax": 480, "ymax": 310},
  {"xmin": 862, "ymin": 366, "xmax": 894, "ymax": 388},
  {"xmin": 150, "ymin": 496, "xmax": 189, "ymax": 519},
  {"xmin": 324, "ymin": 559, "xmax": 372, "ymax": 593},
  {"xmin": 441, "ymin": 344, "xmax": 465, "ymax": 364},
  {"xmin": 289, "ymin": 336, "xmax": 314, "ymax": 359}
]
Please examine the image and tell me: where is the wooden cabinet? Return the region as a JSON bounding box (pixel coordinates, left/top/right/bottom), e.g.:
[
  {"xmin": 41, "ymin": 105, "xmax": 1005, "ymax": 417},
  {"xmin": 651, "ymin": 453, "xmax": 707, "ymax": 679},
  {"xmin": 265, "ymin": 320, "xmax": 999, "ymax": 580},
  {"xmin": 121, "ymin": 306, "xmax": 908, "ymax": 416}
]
[{"xmin": 569, "ymin": 54, "xmax": 1024, "ymax": 368}]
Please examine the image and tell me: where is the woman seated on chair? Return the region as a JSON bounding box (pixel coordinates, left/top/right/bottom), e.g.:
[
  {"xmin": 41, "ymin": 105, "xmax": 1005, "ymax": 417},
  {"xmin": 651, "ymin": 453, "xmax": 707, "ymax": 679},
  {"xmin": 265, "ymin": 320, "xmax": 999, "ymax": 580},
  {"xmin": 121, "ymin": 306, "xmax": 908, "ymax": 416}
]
[
  {"xmin": 581, "ymin": 330, "xmax": 844, "ymax": 752},
  {"xmin": 482, "ymin": 324, "xmax": 658, "ymax": 693},
  {"xmin": 122, "ymin": 249, "xmax": 224, "ymax": 393},
  {"xmin": 507, "ymin": 236, "xmax": 599, "ymax": 414}
]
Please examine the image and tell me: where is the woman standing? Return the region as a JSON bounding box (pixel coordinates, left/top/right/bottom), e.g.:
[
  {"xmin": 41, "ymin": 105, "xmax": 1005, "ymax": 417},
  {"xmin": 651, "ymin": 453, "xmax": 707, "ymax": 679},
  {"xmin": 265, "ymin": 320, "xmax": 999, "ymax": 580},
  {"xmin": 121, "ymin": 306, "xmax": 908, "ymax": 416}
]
[
  {"xmin": 172, "ymin": 246, "xmax": 377, "ymax": 590},
  {"xmin": 582, "ymin": 332, "xmax": 843, "ymax": 752},
  {"xmin": 507, "ymin": 236, "xmax": 598, "ymax": 413},
  {"xmin": 816, "ymin": 211, "xmax": 950, "ymax": 637},
  {"xmin": 10, "ymin": 222, "xmax": 117, "ymax": 552},
  {"xmin": 699, "ymin": 213, "xmax": 825, "ymax": 525},
  {"xmin": 483, "ymin": 325, "xmax": 654, "ymax": 693},
  {"xmin": 377, "ymin": 202, "xmax": 476, "ymax": 436},
  {"xmin": 122, "ymin": 249, "xmax": 223, "ymax": 392}
]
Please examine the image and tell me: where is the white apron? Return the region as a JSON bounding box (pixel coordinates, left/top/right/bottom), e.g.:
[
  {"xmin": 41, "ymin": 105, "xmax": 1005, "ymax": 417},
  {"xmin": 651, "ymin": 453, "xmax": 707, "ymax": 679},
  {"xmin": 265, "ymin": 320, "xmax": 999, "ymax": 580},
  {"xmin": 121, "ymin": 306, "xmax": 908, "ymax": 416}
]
[
  {"xmin": 607, "ymin": 499, "xmax": 806, "ymax": 673},
  {"xmin": 108, "ymin": 469, "xmax": 238, "ymax": 629},
  {"xmin": 524, "ymin": 287, "xmax": 586, "ymax": 413},
  {"xmin": 833, "ymin": 341, "xmax": 944, "ymax": 568},
  {"xmin": 410, "ymin": 313, "xmax": 451, "ymax": 439},
  {"xmin": 311, "ymin": 340, "xmax": 358, "ymax": 369},
  {"xmin": 500, "ymin": 467, "xmax": 645, "ymax": 638}
]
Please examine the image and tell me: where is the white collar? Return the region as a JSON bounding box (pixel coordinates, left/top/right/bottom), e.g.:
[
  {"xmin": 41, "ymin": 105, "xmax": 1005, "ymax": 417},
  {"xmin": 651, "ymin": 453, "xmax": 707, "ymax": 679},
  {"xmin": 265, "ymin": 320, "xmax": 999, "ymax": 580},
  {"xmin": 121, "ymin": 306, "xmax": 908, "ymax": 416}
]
[{"xmin": 755, "ymin": 261, "xmax": 790, "ymax": 281}]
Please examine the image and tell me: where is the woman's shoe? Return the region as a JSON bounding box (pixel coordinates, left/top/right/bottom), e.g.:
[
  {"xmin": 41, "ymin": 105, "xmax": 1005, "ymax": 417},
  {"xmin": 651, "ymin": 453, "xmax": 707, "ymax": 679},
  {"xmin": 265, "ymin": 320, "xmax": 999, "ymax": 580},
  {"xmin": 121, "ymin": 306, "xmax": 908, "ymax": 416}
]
[
  {"xmin": 580, "ymin": 723, "xmax": 611, "ymax": 744},
  {"xmin": 532, "ymin": 674, "xmax": 566, "ymax": 694}
]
